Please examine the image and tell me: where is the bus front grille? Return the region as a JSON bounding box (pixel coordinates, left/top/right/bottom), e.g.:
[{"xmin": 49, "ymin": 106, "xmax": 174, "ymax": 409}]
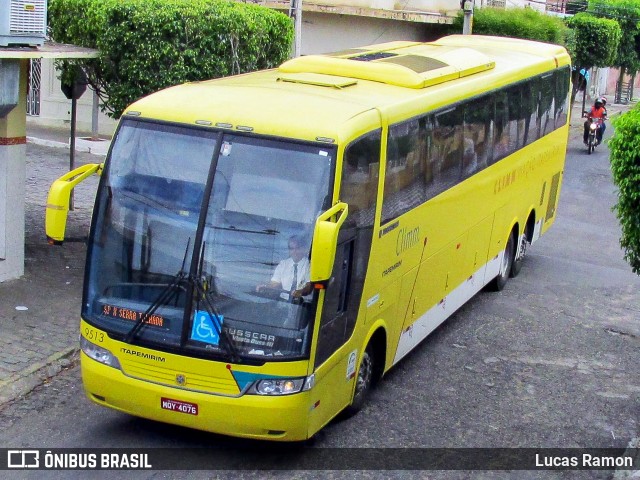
[{"xmin": 119, "ymin": 360, "xmax": 241, "ymax": 396}]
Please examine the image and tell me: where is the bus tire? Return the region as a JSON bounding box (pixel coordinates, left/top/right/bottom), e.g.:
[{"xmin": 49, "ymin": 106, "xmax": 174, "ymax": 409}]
[
  {"xmin": 511, "ymin": 225, "xmax": 529, "ymax": 278},
  {"xmin": 490, "ymin": 231, "xmax": 515, "ymax": 291},
  {"xmin": 344, "ymin": 343, "xmax": 375, "ymax": 416}
]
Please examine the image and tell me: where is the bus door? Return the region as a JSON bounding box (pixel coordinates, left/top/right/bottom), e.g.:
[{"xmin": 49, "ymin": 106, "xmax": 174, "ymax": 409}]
[{"xmin": 307, "ymin": 130, "xmax": 380, "ymax": 435}]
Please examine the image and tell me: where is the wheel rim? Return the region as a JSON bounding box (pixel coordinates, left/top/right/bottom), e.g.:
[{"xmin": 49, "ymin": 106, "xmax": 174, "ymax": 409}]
[
  {"xmin": 499, "ymin": 239, "xmax": 512, "ymax": 277},
  {"xmin": 354, "ymin": 351, "xmax": 373, "ymax": 402},
  {"xmin": 516, "ymin": 234, "xmax": 527, "ymax": 262}
]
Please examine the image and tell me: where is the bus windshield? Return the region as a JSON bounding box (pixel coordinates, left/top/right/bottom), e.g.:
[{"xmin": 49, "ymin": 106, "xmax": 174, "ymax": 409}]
[{"xmin": 83, "ymin": 119, "xmax": 334, "ymax": 361}]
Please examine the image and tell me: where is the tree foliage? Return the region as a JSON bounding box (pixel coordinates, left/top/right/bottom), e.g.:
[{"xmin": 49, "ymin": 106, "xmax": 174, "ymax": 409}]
[
  {"xmin": 608, "ymin": 105, "xmax": 640, "ymax": 275},
  {"xmin": 48, "ymin": 0, "xmax": 294, "ymax": 118},
  {"xmin": 566, "ymin": 13, "xmax": 621, "ymax": 69},
  {"xmin": 589, "ymin": 0, "xmax": 640, "ymax": 73},
  {"xmin": 565, "ymin": 12, "xmax": 622, "ymax": 102},
  {"xmin": 450, "ymin": 7, "xmax": 570, "ymax": 45}
]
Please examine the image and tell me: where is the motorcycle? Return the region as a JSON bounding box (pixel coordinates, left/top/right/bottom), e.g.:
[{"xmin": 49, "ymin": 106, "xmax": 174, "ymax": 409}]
[{"xmin": 583, "ymin": 113, "xmax": 603, "ymax": 154}]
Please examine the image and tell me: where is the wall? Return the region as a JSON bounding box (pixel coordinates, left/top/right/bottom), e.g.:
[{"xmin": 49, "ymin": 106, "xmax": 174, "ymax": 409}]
[
  {"xmin": 0, "ymin": 60, "xmax": 27, "ymax": 282},
  {"xmin": 314, "ymin": 0, "xmax": 461, "ymax": 15},
  {"xmin": 605, "ymin": 67, "xmax": 640, "ymax": 100},
  {"xmin": 30, "ymin": 59, "xmax": 117, "ymax": 137},
  {"xmin": 301, "ymin": 12, "xmax": 431, "ymax": 54}
]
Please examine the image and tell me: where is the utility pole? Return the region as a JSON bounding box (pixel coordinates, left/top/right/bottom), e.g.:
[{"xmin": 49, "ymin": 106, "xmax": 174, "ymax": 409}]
[
  {"xmin": 462, "ymin": 0, "xmax": 474, "ymax": 35},
  {"xmin": 289, "ymin": 0, "xmax": 302, "ymax": 57}
]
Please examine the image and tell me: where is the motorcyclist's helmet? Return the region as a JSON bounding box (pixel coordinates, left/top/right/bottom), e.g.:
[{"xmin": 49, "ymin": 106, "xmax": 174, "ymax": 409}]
[
  {"xmin": 595, "ymin": 99, "xmax": 603, "ymax": 108},
  {"xmin": 601, "ymin": 96, "xmax": 607, "ymax": 105}
]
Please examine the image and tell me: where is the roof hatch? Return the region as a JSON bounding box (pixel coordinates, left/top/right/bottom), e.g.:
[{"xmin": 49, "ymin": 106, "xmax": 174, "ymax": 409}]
[
  {"xmin": 277, "ymin": 72, "xmax": 358, "ymax": 89},
  {"xmin": 279, "ymin": 43, "xmax": 495, "ymax": 89}
]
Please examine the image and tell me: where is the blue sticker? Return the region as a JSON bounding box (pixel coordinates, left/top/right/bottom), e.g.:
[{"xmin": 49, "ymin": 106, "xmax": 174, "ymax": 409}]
[{"xmin": 190, "ymin": 310, "xmax": 224, "ymax": 346}]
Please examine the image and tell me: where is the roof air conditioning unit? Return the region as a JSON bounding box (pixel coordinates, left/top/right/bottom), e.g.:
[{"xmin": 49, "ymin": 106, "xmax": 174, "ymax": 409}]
[{"xmin": 0, "ymin": 0, "xmax": 47, "ymax": 47}]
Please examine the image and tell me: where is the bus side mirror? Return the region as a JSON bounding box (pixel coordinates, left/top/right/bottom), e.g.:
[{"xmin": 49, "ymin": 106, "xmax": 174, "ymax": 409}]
[
  {"xmin": 46, "ymin": 163, "xmax": 103, "ymax": 244},
  {"xmin": 310, "ymin": 202, "xmax": 349, "ymax": 282}
]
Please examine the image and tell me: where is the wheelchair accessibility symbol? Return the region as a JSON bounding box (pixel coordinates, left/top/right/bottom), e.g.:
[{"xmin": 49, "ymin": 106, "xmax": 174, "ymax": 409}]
[{"xmin": 190, "ymin": 310, "xmax": 223, "ymax": 346}]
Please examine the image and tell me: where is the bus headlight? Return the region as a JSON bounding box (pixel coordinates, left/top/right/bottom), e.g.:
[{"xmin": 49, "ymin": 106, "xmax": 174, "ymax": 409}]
[
  {"xmin": 80, "ymin": 336, "xmax": 121, "ymax": 369},
  {"xmin": 250, "ymin": 374, "xmax": 314, "ymax": 396}
]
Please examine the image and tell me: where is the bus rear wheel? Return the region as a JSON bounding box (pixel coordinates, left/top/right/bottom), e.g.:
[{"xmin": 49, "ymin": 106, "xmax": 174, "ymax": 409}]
[
  {"xmin": 490, "ymin": 231, "xmax": 515, "ymax": 291},
  {"xmin": 344, "ymin": 343, "xmax": 374, "ymax": 415}
]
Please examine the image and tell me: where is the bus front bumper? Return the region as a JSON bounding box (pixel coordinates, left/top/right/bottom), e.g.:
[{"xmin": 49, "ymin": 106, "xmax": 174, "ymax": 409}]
[{"xmin": 80, "ymin": 352, "xmax": 311, "ymax": 441}]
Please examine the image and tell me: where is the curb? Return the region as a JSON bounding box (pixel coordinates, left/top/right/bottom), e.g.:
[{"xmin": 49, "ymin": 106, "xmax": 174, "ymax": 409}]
[
  {"xmin": 26, "ymin": 136, "xmax": 69, "ymax": 150},
  {"xmin": 0, "ymin": 346, "xmax": 79, "ymax": 407},
  {"xmin": 26, "ymin": 136, "xmax": 109, "ymax": 156}
]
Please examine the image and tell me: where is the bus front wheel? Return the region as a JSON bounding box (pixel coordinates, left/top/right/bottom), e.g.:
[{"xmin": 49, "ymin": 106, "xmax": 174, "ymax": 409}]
[
  {"xmin": 344, "ymin": 343, "xmax": 374, "ymax": 415},
  {"xmin": 490, "ymin": 231, "xmax": 515, "ymax": 291}
]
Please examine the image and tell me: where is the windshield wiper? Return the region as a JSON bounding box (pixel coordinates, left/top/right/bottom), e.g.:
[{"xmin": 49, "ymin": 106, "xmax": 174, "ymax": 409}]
[
  {"xmin": 190, "ymin": 243, "xmax": 241, "ymax": 363},
  {"xmin": 122, "ymin": 240, "xmax": 241, "ymax": 363},
  {"xmin": 124, "ymin": 238, "xmax": 191, "ymax": 343}
]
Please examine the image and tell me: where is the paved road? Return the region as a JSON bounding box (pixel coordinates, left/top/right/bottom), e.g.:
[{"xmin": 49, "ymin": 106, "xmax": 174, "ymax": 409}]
[{"xmin": 0, "ymin": 120, "xmax": 638, "ymax": 479}]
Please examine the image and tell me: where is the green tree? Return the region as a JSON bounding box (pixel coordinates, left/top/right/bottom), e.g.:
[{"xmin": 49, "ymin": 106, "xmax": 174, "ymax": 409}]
[
  {"xmin": 565, "ymin": 13, "xmax": 621, "ymax": 103},
  {"xmin": 450, "ymin": 7, "xmax": 570, "ymax": 45},
  {"xmin": 48, "ymin": 0, "xmax": 294, "ymax": 118},
  {"xmin": 589, "ymin": 0, "xmax": 640, "ymax": 101},
  {"xmin": 608, "ymin": 105, "xmax": 640, "ymax": 274}
]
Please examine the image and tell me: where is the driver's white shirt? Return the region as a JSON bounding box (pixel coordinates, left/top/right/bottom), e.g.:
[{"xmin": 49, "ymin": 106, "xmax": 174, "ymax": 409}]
[{"xmin": 271, "ymin": 257, "xmax": 310, "ymax": 291}]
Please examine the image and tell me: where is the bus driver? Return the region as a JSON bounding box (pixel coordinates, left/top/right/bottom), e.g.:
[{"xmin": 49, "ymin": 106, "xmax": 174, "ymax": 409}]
[{"xmin": 256, "ymin": 235, "xmax": 312, "ymax": 299}]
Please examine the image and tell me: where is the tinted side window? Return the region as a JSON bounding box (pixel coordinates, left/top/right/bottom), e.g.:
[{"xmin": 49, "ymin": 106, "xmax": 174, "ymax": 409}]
[
  {"xmin": 539, "ymin": 73, "xmax": 556, "ymax": 136},
  {"xmin": 508, "ymin": 84, "xmax": 526, "ymax": 150},
  {"xmin": 524, "ymin": 78, "xmax": 540, "ymax": 146},
  {"xmin": 341, "ymin": 130, "xmax": 381, "ymax": 229},
  {"xmin": 555, "ymin": 67, "xmax": 571, "ymax": 128},
  {"xmin": 493, "ymin": 90, "xmax": 509, "ymax": 163},
  {"xmin": 463, "ymin": 94, "xmax": 494, "ymax": 178},
  {"xmin": 382, "ymin": 118, "xmax": 427, "ymax": 224},
  {"xmin": 432, "ymin": 106, "xmax": 463, "ymax": 195}
]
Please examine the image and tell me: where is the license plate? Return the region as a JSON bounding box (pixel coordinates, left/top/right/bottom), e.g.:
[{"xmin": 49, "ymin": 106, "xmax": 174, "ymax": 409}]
[{"xmin": 160, "ymin": 397, "xmax": 198, "ymax": 416}]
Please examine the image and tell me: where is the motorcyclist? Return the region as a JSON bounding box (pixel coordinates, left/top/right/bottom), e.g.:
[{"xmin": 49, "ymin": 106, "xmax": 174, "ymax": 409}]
[
  {"xmin": 583, "ymin": 98, "xmax": 607, "ymax": 145},
  {"xmin": 600, "ymin": 96, "xmax": 608, "ymax": 138}
]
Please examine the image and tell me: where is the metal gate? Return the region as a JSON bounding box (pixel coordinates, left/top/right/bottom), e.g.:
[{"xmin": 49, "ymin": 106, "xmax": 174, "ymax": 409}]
[
  {"xmin": 615, "ymin": 79, "xmax": 634, "ymax": 105},
  {"xmin": 26, "ymin": 58, "xmax": 41, "ymax": 116}
]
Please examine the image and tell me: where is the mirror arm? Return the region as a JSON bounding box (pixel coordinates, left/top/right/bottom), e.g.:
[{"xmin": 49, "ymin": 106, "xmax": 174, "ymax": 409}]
[{"xmin": 45, "ymin": 163, "xmax": 103, "ymax": 245}]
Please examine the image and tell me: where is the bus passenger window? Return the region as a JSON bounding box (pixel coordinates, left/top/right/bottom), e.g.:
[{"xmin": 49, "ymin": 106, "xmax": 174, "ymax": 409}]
[
  {"xmin": 494, "ymin": 85, "xmax": 523, "ymax": 161},
  {"xmin": 555, "ymin": 68, "xmax": 570, "ymax": 128},
  {"xmin": 432, "ymin": 106, "xmax": 463, "ymax": 194},
  {"xmin": 382, "ymin": 118, "xmax": 427, "ymax": 223},
  {"xmin": 524, "ymin": 78, "xmax": 540, "ymax": 146},
  {"xmin": 539, "ymin": 73, "xmax": 556, "ymax": 137},
  {"xmin": 508, "ymin": 85, "xmax": 525, "ymax": 150},
  {"xmin": 463, "ymin": 94, "xmax": 493, "ymax": 177}
]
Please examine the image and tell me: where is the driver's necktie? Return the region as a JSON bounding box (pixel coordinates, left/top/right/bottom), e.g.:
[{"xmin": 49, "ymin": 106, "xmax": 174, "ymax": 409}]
[{"xmin": 292, "ymin": 263, "xmax": 298, "ymax": 291}]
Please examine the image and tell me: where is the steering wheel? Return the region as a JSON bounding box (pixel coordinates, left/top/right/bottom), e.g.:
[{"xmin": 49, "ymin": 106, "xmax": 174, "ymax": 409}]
[{"xmin": 254, "ymin": 287, "xmax": 303, "ymax": 304}]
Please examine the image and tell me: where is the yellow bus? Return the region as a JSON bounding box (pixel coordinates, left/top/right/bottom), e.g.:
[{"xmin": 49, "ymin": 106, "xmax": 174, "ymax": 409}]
[{"xmin": 46, "ymin": 35, "xmax": 571, "ymax": 441}]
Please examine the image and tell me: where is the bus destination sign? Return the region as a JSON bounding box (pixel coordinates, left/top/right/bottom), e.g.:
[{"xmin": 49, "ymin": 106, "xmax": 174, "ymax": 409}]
[{"xmin": 101, "ymin": 304, "xmax": 167, "ymax": 328}]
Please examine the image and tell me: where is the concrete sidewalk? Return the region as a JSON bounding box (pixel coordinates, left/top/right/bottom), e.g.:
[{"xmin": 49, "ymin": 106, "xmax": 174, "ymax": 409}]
[
  {"xmin": 0, "ymin": 102, "xmax": 635, "ymax": 408},
  {"xmin": 0, "ymin": 135, "xmax": 100, "ymax": 405},
  {"xmin": 26, "ymin": 120, "xmax": 112, "ymax": 156}
]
